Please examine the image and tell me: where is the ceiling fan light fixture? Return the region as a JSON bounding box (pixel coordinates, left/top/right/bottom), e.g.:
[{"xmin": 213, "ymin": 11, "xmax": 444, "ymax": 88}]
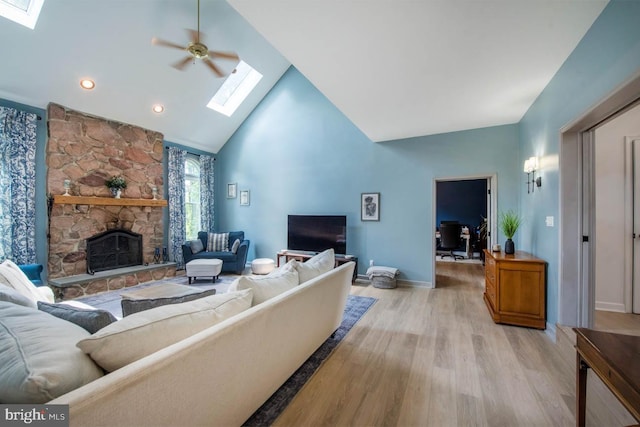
[
  {"xmin": 152, "ymin": 104, "xmax": 165, "ymax": 114},
  {"xmin": 80, "ymin": 79, "xmax": 95, "ymax": 90}
]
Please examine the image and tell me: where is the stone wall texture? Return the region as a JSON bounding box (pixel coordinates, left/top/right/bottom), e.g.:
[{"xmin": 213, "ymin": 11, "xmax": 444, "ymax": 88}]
[{"xmin": 47, "ymin": 103, "xmax": 166, "ymax": 282}]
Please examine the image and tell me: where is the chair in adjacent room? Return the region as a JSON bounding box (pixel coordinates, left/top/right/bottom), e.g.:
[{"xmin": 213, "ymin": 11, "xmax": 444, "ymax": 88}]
[{"xmin": 439, "ymin": 222, "xmax": 464, "ymax": 260}]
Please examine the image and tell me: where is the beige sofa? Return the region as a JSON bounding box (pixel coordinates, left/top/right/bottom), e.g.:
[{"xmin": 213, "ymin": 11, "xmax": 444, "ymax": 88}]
[{"xmin": 49, "ymin": 260, "xmax": 355, "ymax": 426}]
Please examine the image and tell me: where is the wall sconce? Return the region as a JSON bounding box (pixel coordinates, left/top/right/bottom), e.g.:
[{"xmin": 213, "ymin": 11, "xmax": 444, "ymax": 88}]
[{"xmin": 524, "ymin": 156, "xmax": 542, "ymax": 193}]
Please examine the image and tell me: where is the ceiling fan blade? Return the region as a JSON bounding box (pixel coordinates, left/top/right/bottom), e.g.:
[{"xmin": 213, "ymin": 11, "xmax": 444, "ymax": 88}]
[
  {"xmin": 172, "ymin": 56, "xmax": 193, "ymax": 71},
  {"xmin": 203, "ymin": 58, "xmax": 224, "ymax": 77},
  {"xmin": 209, "ymin": 50, "xmax": 239, "ymax": 61},
  {"xmin": 152, "ymin": 37, "xmax": 187, "ymax": 51},
  {"xmin": 186, "ymin": 29, "xmax": 201, "ymax": 44}
]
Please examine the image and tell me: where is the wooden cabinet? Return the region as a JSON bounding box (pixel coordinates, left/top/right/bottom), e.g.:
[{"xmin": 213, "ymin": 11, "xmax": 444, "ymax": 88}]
[{"xmin": 483, "ymin": 249, "xmax": 546, "ymax": 329}]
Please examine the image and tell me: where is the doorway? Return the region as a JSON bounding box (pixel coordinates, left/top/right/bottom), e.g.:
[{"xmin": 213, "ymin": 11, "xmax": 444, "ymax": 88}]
[{"xmin": 433, "ymin": 174, "xmax": 497, "ymax": 288}]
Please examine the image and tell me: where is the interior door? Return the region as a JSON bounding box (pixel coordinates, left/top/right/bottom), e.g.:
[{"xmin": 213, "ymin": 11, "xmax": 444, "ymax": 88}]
[{"xmin": 631, "ymin": 137, "xmax": 640, "ymax": 313}]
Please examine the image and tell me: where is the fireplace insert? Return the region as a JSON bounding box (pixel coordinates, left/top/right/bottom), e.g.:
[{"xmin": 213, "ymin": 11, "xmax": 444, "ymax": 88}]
[{"xmin": 86, "ymin": 229, "xmax": 143, "ymax": 274}]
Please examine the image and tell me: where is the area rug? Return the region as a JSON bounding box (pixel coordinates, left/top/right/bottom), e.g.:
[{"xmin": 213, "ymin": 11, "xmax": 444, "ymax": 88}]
[{"xmin": 243, "ymin": 294, "xmax": 377, "ymax": 426}]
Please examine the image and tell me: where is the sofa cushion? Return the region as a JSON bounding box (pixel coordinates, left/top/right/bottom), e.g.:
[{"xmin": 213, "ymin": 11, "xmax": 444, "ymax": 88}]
[
  {"xmin": 207, "ymin": 232, "xmax": 229, "ymax": 252},
  {"xmin": 121, "ymin": 288, "xmax": 217, "ymax": 317},
  {"xmin": 0, "ymin": 282, "xmax": 36, "ymax": 308},
  {"xmin": 38, "ymin": 301, "xmax": 118, "ymax": 334},
  {"xmin": 231, "ymin": 238, "xmax": 241, "ymax": 254},
  {"xmin": 189, "ymin": 239, "xmax": 205, "ymax": 254},
  {"xmin": 0, "ymin": 260, "xmax": 54, "ymax": 304},
  {"xmin": 0, "ymin": 301, "xmax": 104, "ymax": 403},
  {"xmin": 192, "ymin": 251, "xmax": 238, "ymax": 263},
  {"xmin": 77, "ymin": 289, "xmax": 253, "ymax": 372},
  {"xmin": 228, "ymin": 267, "xmax": 299, "ymax": 306},
  {"xmin": 292, "ymin": 248, "xmax": 335, "ymax": 284}
]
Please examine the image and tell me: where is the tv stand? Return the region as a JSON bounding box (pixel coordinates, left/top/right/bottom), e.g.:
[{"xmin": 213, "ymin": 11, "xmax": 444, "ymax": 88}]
[{"xmin": 276, "ymin": 250, "xmax": 358, "ymax": 283}]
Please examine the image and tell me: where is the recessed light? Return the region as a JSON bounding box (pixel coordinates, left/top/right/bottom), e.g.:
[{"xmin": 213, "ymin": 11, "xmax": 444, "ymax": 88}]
[
  {"xmin": 152, "ymin": 104, "xmax": 164, "ymax": 114},
  {"xmin": 80, "ymin": 79, "xmax": 95, "ymax": 90}
]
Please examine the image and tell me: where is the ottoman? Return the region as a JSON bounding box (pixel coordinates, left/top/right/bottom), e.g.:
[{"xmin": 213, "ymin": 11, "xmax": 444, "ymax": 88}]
[
  {"xmin": 251, "ymin": 258, "xmax": 275, "ymax": 275},
  {"xmin": 186, "ymin": 258, "xmax": 223, "ymax": 284}
]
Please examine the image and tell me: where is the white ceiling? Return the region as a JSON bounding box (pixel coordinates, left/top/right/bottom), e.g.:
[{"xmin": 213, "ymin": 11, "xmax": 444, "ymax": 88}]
[
  {"xmin": 228, "ymin": 0, "xmax": 608, "ymax": 142},
  {"xmin": 0, "ymin": 1, "xmax": 607, "ymax": 153}
]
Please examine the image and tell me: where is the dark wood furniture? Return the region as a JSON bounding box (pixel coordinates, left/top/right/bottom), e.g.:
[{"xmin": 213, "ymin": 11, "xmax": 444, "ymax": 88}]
[
  {"xmin": 276, "ymin": 250, "xmax": 358, "ymax": 282},
  {"xmin": 483, "ymin": 249, "xmax": 546, "ymax": 329},
  {"xmin": 574, "ymin": 328, "xmax": 640, "ymax": 427}
]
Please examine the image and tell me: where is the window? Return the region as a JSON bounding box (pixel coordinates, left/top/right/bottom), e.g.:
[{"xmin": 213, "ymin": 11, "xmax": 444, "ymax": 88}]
[
  {"xmin": 184, "ymin": 156, "xmax": 201, "ymax": 240},
  {"xmin": 0, "ymin": 0, "xmax": 44, "ymax": 29},
  {"xmin": 206, "ymin": 60, "xmax": 263, "ymax": 117}
]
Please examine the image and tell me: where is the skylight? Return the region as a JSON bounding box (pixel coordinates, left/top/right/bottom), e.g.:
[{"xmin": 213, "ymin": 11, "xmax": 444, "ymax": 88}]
[
  {"xmin": 207, "ymin": 60, "xmax": 262, "ymax": 117},
  {"xmin": 0, "ymin": 0, "xmax": 44, "ymax": 29}
]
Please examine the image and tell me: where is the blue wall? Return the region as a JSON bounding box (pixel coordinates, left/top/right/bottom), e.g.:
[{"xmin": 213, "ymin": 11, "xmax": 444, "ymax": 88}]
[
  {"xmin": 217, "ymin": 67, "xmax": 520, "ymax": 283},
  {"xmin": 436, "ymin": 179, "xmax": 487, "ymax": 229},
  {"xmin": 519, "ymin": 0, "xmax": 640, "ymax": 325},
  {"xmin": 0, "ymin": 99, "xmax": 47, "ymax": 276}
]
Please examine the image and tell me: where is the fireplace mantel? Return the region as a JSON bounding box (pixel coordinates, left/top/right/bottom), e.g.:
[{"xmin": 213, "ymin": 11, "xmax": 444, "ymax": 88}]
[{"xmin": 53, "ymin": 195, "xmax": 168, "ymax": 207}]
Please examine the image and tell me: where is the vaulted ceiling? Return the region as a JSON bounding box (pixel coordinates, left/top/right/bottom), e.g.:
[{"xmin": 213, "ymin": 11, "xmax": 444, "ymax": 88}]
[{"xmin": 0, "ymin": 1, "xmax": 608, "ymax": 152}]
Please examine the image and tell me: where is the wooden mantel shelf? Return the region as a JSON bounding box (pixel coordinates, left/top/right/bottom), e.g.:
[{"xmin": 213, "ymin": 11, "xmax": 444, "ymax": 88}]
[{"xmin": 53, "ymin": 195, "xmax": 168, "ymax": 207}]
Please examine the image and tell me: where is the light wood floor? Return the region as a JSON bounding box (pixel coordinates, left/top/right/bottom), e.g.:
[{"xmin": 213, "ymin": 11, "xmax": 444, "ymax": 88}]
[{"xmin": 274, "ymin": 262, "xmax": 636, "ymax": 426}]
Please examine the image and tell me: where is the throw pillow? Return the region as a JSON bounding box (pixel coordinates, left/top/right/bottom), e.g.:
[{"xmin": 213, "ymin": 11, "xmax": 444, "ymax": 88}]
[
  {"xmin": 292, "ymin": 248, "xmax": 335, "ymax": 284},
  {"xmin": 0, "ymin": 301, "xmax": 104, "ymax": 403},
  {"xmin": 0, "ymin": 260, "xmax": 47, "ymax": 303},
  {"xmin": 77, "ymin": 289, "xmax": 253, "ymax": 372},
  {"xmin": 231, "ymin": 238, "xmax": 241, "ymax": 254},
  {"xmin": 121, "ymin": 288, "xmax": 217, "ymax": 317},
  {"xmin": 0, "ymin": 282, "xmax": 37, "ymax": 308},
  {"xmin": 189, "ymin": 239, "xmax": 205, "ymax": 254},
  {"xmin": 228, "ymin": 268, "xmax": 299, "ymax": 306},
  {"xmin": 207, "ymin": 232, "xmax": 229, "ymax": 252},
  {"xmin": 38, "ymin": 301, "xmax": 117, "ymax": 334}
]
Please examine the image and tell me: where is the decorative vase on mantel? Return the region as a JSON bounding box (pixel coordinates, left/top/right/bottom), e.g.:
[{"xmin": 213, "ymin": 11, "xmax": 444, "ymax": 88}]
[
  {"xmin": 504, "ymin": 238, "xmax": 515, "ymax": 254},
  {"xmin": 110, "ymin": 187, "xmax": 122, "ymax": 199}
]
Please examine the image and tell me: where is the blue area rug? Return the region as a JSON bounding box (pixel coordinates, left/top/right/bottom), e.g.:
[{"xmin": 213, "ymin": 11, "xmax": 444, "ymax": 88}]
[{"xmin": 243, "ymin": 294, "xmax": 376, "ymax": 426}]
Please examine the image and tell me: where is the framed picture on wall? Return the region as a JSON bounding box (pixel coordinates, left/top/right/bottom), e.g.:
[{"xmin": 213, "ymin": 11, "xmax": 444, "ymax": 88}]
[
  {"xmin": 361, "ymin": 192, "xmax": 380, "ymax": 221},
  {"xmin": 227, "ymin": 183, "xmax": 237, "ymax": 199},
  {"xmin": 240, "ymin": 190, "xmax": 250, "ymax": 206}
]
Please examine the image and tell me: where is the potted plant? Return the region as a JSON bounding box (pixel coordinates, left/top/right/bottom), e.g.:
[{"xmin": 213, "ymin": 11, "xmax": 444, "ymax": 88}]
[
  {"xmin": 498, "ymin": 209, "xmax": 522, "ymax": 254},
  {"xmin": 105, "ymin": 175, "xmax": 127, "ymax": 199}
]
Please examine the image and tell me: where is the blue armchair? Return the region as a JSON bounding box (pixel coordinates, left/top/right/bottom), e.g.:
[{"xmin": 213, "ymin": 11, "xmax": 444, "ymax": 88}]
[
  {"xmin": 18, "ymin": 263, "xmax": 44, "ymax": 286},
  {"xmin": 182, "ymin": 231, "xmax": 250, "ymax": 274}
]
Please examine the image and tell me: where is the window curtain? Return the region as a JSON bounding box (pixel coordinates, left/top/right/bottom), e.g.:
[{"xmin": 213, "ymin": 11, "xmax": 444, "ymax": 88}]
[
  {"xmin": 0, "ymin": 107, "xmax": 37, "ymax": 264},
  {"xmin": 167, "ymin": 147, "xmax": 186, "ymax": 267},
  {"xmin": 199, "ymin": 154, "xmax": 215, "ymax": 234}
]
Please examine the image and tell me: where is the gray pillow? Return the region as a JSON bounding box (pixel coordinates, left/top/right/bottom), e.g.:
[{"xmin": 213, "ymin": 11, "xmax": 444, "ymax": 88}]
[
  {"xmin": 37, "ymin": 301, "xmax": 117, "ymax": 334},
  {"xmin": 121, "ymin": 288, "xmax": 217, "ymax": 317},
  {"xmin": 231, "ymin": 238, "xmax": 241, "ymax": 254},
  {"xmin": 190, "ymin": 239, "xmax": 204, "ymax": 254},
  {"xmin": 0, "ymin": 282, "xmax": 36, "ymax": 308}
]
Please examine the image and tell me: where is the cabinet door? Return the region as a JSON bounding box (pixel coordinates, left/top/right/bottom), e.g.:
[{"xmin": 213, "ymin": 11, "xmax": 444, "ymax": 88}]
[{"xmin": 498, "ymin": 263, "xmax": 544, "ymax": 317}]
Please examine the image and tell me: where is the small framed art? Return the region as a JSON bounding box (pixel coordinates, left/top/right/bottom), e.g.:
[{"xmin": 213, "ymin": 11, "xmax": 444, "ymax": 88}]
[
  {"xmin": 240, "ymin": 190, "xmax": 250, "ymax": 206},
  {"xmin": 227, "ymin": 183, "xmax": 237, "ymax": 199},
  {"xmin": 361, "ymin": 192, "xmax": 380, "ymax": 221}
]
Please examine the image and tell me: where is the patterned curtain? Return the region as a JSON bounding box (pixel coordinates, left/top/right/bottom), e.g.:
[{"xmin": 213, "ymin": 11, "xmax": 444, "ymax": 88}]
[
  {"xmin": 167, "ymin": 147, "xmax": 186, "ymax": 267},
  {"xmin": 199, "ymin": 154, "xmax": 215, "ymax": 233},
  {"xmin": 0, "ymin": 107, "xmax": 37, "ymax": 264}
]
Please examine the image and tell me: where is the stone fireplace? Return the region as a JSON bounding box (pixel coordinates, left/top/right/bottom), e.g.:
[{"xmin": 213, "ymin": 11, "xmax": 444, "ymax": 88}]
[{"xmin": 46, "ymin": 103, "xmax": 174, "ymax": 298}]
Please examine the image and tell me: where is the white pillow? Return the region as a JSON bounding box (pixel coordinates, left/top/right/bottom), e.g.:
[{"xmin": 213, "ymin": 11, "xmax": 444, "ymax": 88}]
[
  {"xmin": 77, "ymin": 289, "xmax": 253, "ymax": 372},
  {"xmin": 228, "ymin": 268, "xmax": 299, "ymax": 306},
  {"xmin": 292, "ymin": 248, "xmax": 335, "ymax": 283},
  {"xmin": 0, "ymin": 260, "xmax": 52, "ymax": 303},
  {"xmin": 0, "ymin": 282, "xmax": 36, "ymax": 308},
  {"xmin": 0, "ymin": 301, "xmax": 104, "ymax": 403}
]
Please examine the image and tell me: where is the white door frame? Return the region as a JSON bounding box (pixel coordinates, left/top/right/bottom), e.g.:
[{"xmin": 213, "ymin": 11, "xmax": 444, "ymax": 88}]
[{"xmin": 432, "ymin": 173, "xmax": 497, "ymax": 288}]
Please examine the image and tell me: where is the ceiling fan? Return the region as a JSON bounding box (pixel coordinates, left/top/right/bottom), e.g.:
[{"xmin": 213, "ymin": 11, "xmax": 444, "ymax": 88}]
[{"xmin": 151, "ymin": 0, "xmax": 239, "ymax": 77}]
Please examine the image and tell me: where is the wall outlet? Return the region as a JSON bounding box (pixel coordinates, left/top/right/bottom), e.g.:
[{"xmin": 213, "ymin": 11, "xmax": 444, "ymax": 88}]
[
  {"xmin": 369, "ymin": 259, "xmax": 374, "ymax": 267},
  {"xmin": 545, "ymin": 216, "xmax": 554, "ymax": 227}
]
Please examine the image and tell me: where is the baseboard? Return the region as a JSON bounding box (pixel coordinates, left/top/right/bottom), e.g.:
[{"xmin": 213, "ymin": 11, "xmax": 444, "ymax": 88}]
[{"xmin": 595, "ymin": 301, "xmax": 626, "ymax": 312}]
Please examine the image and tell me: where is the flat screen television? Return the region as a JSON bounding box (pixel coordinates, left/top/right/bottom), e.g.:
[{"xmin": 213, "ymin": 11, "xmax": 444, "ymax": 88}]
[{"xmin": 287, "ymin": 215, "xmax": 347, "ymax": 255}]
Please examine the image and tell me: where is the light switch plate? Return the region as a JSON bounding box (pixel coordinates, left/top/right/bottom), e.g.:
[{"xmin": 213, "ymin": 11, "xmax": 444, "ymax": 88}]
[{"xmin": 545, "ymin": 216, "xmax": 554, "ymax": 227}]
